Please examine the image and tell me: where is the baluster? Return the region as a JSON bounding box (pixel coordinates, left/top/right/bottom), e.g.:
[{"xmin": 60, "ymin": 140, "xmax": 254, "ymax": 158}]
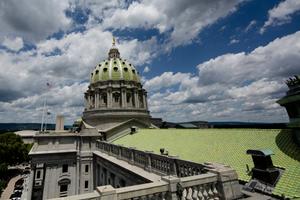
[
  {"xmin": 212, "ymin": 183, "xmax": 219, "ymax": 200},
  {"xmin": 147, "ymin": 194, "xmax": 154, "ymax": 200},
  {"xmin": 202, "ymin": 184, "xmax": 208, "ymax": 200},
  {"xmin": 186, "ymin": 187, "xmax": 193, "ymax": 200},
  {"xmin": 197, "ymin": 186, "xmax": 205, "ymax": 200},
  {"xmin": 181, "ymin": 188, "xmax": 187, "ymax": 200},
  {"xmin": 192, "ymin": 186, "xmax": 199, "ymax": 200},
  {"xmin": 162, "ymin": 192, "xmax": 168, "ymax": 200},
  {"xmin": 161, "ymin": 191, "xmax": 167, "ymax": 200},
  {"xmin": 207, "ymin": 184, "xmax": 214, "ymax": 200}
]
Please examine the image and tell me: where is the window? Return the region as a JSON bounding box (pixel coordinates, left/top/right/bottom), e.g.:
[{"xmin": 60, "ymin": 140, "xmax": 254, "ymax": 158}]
[
  {"xmin": 103, "ymin": 68, "xmax": 108, "ymax": 72},
  {"xmin": 85, "ymin": 165, "xmax": 89, "ymax": 173},
  {"xmin": 113, "ymin": 67, "xmax": 118, "ymax": 71},
  {"xmin": 36, "ymin": 170, "xmax": 41, "ymax": 179},
  {"xmin": 85, "ymin": 181, "xmax": 89, "ymax": 189},
  {"xmin": 124, "ymin": 67, "xmax": 128, "ymax": 72},
  {"xmin": 126, "ymin": 93, "xmax": 131, "ymax": 103},
  {"xmin": 60, "ymin": 184, "xmax": 68, "ymax": 192},
  {"xmin": 95, "ymin": 70, "xmax": 99, "ymax": 74},
  {"xmin": 132, "ymin": 69, "xmax": 135, "ymax": 74},
  {"xmin": 62, "ymin": 164, "xmax": 68, "ymax": 173}
]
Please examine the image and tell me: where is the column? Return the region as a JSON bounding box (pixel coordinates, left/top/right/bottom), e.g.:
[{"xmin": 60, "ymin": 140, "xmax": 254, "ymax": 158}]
[
  {"xmin": 134, "ymin": 90, "xmax": 139, "ymax": 108},
  {"xmin": 87, "ymin": 94, "xmax": 91, "ymax": 110},
  {"xmin": 95, "ymin": 92, "xmax": 99, "ymax": 109},
  {"xmin": 144, "ymin": 92, "xmax": 148, "ymax": 110},
  {"xmin": 121, "ymin": 88, "xmax": 126, "ymax": 108},
  {"xmin": 107, "ymin": 89, "xmax": 112, "ymax": 108}
]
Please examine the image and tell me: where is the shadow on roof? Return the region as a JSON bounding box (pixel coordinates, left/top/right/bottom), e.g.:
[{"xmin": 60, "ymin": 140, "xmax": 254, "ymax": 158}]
[{"xmin": 275, "ymin": 129, "xmax": 300, "ymax": 162}]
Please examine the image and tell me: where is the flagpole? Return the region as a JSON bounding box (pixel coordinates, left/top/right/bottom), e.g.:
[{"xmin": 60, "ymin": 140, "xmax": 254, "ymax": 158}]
[
  {"xmin": 45, "ymin": 99, "xmax": 48, "ymax": 132},
  {"xmin": 40, "ymin": 98, "xmax": 46, "ymax": 132}
]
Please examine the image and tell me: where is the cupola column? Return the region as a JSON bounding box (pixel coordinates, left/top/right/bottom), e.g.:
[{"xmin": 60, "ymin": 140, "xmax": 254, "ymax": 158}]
[
  {"xmin": 121, "ymin": 88, "xmax": 126, "ymax": 108},
  {"xmin": 95, "ymin": 92, "xmax": 99, "ymax": 109},
  {"xmin": 142, "ymin": 92, "xmax": 146, "ymax": 109},
  {"xmin": 88, "ymin": 94, "xmax": 91, "ymax": 109},
  {"xmin": 144, "ymin": 92, "xmax": 148, "ymax": 110},
  {"xmin": 134, "ymin": 89, "xmax": 139, "ymax": 108},
  {"xmin": 107, "ymin": 89, "xmax": 112, "ymax": 108},
  {"xmin": 84, "ymin": 93, "xmax": 88, "ymax": 110}
]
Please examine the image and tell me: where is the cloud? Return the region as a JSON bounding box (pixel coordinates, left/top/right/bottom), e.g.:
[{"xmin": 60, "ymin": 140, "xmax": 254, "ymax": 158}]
[
  {"xmin": 144, "ymin": 72, "xmax": 191, "ymax": 92},
  {"xmin": 2, "ymin": 37, "xmax": 24, "ymax": 51},
  {"xmin": 143, "ymin": 66, "xmax": 150, "ymax": 73},
  {"xmin": 245, "ymin": 20, "xmax": 256, "ymax": 32},
  {"xmin": 102, "ymin": 0, "xmax": 243, "ymax": 50},
  {"xmin": 144, "ymin": 31, "xmax": 300, "ymax": 122},
  {"xmin": 0, "ymin": 0, "xmax": 71, "ymax": 42},
  {"xmin": 229, "ymin": 39, "xmax": 239, "ymax": 45},
  {"xmin": 261, "ymin": 0, "xmax": 300, "ymax": 33},
  {"xmin": 0, "ymin": 24, "xmax": 159, "ymax": 124}
]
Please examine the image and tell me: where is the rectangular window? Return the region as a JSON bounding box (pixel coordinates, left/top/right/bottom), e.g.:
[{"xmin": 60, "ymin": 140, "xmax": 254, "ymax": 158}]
[
  {"xmin": 85, "ymin": 181, "xmax": 88, "ymax": 189},
  {"xmin": 85, "ymin": 165, "xmax": 89, "ymax": 173},
  {"xmin": 36, "ymin": 170, "xmax": 41, "ymax": 179},
  {"xmin": 62, "ymin": 164, "xmax": 68, "ymax": 173},
  {"xmin": 60, "ymin": 184, "xmax": 68, "ymax": 192}
]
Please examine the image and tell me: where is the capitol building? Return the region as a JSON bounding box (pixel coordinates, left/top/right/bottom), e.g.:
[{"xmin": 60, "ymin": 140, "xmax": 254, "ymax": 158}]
[{"xmin": 25, "ymin": 40, "xmax": 300, "ymax": 200}]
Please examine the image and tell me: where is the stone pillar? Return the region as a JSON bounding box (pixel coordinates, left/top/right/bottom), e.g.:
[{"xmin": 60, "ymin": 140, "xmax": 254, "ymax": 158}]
[
  {"xmin": 142, "ymin": 92, "xmax": 146, "ymax": 109},
  {"xmin": 55, "ymin": 115, "xmax": 64, "ymax": 131},
  {"xmin": 121, "ymin": 88, "xmax": 126, "ymax": 108},
  {"xmin": 144, "ymin": 92, "xmax": 148, "ymax": 110},
  {"xmin": 204, "ymin": 162, "xmax": 242, "ymax": 200},
  {"xmin": 96, "ymin": 185, "xmax": 117, "ymax": 200},
  {"xmin": 84, "ymin": 94, "xmax": 88, "ymax": 109},
  {"xmin": 87, "ymin": 94, "xmax": 91, "ymax": 110},
  {"xmin": 43, "ymin": 166, "xmax": 50, "ymax": 199},
  {"xmin": 95, "ymin": 92, "xmax": 99, "ymax": 108},
  {"xmin": 134, "ymin": 89, "xmax": 139, "ymax": 108},
  {"xmin": 162, "ymin": 176, "xmax": 180, "ymax": 200},
  {"xmin": 107, "ymin": 89, "xmax": 112, "ymax": 108}
]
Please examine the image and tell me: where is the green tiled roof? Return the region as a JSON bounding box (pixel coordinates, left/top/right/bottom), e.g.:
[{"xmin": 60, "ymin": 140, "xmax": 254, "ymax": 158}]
[
  {"xmin": 113, "ymin": 129, "xmax": 300, "ymax": 198},
  {"xmin": 90, "ymin": 58, "xmax": 140, "ymax": 84}
]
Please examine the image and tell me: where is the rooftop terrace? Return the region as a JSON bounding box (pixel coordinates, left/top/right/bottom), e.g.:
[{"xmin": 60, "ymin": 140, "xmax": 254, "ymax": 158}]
[{"xmin": 113, "ymin": 128, "xmax": 300, "ymax": 199}]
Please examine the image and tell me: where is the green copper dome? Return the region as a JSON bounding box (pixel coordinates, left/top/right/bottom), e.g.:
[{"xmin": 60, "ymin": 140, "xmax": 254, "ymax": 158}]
[{"xmin": 90, "ymin": 47, "xmax": 141, "ymax": 84}]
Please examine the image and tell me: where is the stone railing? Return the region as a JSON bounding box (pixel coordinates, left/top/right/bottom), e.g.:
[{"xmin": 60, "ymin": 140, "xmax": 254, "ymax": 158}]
[
  {"xmin": 50, "ymin": 173, "xmax": 223, "ymax": 200},
  {"xmin": 96, "ymin": 140, "xmax": 207, "ymax": 177}
]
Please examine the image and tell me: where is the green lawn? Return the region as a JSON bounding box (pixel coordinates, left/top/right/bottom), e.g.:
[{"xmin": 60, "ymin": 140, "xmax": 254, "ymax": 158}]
[{"xmin": 113, "ymin": 129, "xmax": 300, "ymax": 199}]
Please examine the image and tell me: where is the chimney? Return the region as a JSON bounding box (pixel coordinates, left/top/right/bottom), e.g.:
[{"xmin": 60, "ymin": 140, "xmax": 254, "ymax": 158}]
[{"xmin": 55, "ymin": 115, "xmax": 64, "ymax": 131}]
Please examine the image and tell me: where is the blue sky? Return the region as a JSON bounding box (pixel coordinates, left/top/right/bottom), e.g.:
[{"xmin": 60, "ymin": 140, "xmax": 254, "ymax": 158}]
[{"xmin": 0, "ymin": 0, "xmax": 300, "ymax": 124}]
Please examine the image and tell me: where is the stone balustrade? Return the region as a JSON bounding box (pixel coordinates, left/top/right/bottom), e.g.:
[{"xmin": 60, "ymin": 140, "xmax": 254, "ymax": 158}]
[
  {"xmin": 50, "ymin": 141, "xmax": 242, "ymax": 200},
  {"xmin": 50, "ymin": 173, "xmax": 224, "ymax": 200},
  {"xmin": 95, "ymin": 140, "xmax": 207, "ymax": 177}
]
